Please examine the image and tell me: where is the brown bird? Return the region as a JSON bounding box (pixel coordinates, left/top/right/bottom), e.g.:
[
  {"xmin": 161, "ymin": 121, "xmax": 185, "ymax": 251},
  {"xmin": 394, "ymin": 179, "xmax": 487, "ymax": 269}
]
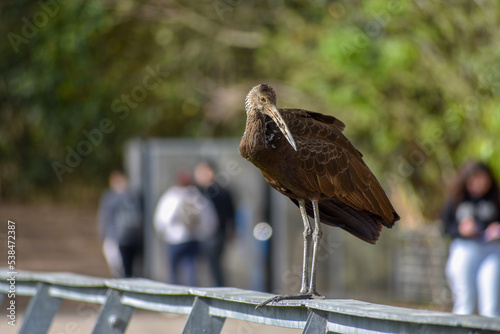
[{"xmin": 239, "ymin": 83, "xmax": 400, "ymax": 306}]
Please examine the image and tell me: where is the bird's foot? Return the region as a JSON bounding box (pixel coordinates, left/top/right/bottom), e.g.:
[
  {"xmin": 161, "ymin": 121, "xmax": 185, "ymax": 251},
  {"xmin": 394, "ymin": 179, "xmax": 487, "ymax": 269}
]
[{"xmin": 256, "ymin": 292, "xmax": 325, "ymax": 309}]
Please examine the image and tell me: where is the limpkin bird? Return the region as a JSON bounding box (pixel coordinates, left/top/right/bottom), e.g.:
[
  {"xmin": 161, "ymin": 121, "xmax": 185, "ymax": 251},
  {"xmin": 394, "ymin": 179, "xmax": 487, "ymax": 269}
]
[{"xmin": 239, "ymin": 83, "xmax": 400, "ymax": 306}]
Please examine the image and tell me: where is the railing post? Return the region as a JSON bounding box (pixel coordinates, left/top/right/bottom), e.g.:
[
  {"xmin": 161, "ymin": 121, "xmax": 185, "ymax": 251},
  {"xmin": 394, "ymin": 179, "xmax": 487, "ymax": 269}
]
[
  {"xmin": 91, "ymin": 289, "xmax": 134, "ymax": 334},
  {"xmin": 303, "ymin": 309, "xmax": 328, "ymax": 334},
  {"xmin": 182, "ymin": 297, "xmax": 225, "ymax": 334},
  {"xmin": 19, "ymin": 282, "xmax": 62, "ymax": 334}
]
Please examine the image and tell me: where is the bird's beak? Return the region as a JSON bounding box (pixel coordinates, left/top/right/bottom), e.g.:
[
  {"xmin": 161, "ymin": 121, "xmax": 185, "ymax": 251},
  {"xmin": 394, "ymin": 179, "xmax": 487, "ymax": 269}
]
[{"xmin": 266, "ymin": 105, "xmax": 297, "ymax": 151}]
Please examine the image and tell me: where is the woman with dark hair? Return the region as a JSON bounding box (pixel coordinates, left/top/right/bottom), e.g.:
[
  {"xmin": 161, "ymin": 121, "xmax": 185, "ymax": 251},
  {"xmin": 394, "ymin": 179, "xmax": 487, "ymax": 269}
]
[{"xmin": 442, "ymin": 161, "xmax": 500, "ymax": 317}]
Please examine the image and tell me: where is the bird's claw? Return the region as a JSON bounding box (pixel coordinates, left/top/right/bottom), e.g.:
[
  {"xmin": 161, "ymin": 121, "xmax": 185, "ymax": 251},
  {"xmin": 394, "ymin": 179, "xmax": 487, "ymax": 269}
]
[{"xmin": 256, "ymin": 292, "xmax": 325, "ymax": 309}]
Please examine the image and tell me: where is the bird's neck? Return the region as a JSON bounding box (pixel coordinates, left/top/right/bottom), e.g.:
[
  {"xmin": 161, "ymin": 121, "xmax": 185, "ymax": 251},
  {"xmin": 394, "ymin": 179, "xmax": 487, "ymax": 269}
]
[
  {"xmin": 240, "ymin": 111, "xmax": 266, "ymax": 160},
  {"xmin": 246, "ymin": 110, "xmax": 267, "ymax": 142}
]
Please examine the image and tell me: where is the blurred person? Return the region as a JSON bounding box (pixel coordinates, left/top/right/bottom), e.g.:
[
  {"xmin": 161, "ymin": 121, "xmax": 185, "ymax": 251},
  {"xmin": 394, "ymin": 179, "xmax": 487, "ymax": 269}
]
[
  {"xmin": 154, "ymin": 168, "xmax": 217, "ymax": 286},
  {"xmin": 194, "ymin": 160, "xmax": 235, "ymax": 287},
  {"xmin": 98, "ymin": 170, "xmax": 143, "ymax": 278},
  {"xmin": 442, "ymin": 161, "xmax": 500, "ymax": 317}
]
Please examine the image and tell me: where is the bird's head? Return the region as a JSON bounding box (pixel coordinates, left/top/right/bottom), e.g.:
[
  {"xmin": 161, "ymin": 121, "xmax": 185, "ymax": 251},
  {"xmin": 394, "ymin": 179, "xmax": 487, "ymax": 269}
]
[{"xmin": 245, "ymin": 83, "xmax": 297, "ymax": 151}]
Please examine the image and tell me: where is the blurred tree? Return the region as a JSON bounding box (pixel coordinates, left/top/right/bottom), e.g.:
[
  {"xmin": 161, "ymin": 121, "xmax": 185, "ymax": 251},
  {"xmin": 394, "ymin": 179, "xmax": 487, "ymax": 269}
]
[{"xmin": 1, "ymin": 0, "xmax": 500, "ymax": 221}]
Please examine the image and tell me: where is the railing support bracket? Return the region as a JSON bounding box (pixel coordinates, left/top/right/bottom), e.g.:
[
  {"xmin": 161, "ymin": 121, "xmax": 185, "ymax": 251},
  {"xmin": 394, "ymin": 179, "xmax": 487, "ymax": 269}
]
[
  {"xmin": 20, "ymin": 282, "xmax": 61, "ymax": 334},
  {"xmin": 182, "ymin": 297, "xmax": 225, "ymax": 334},
  {"xmin": 91, "ymin": 289, "xmax": 134, "ymax": 334}
]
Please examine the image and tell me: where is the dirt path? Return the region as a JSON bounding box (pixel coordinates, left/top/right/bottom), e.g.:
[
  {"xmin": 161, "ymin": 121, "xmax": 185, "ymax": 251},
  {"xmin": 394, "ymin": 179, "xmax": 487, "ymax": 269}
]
[{"xmin": 0, "ymin": 202, "xmax": 110, "ymax": 277}]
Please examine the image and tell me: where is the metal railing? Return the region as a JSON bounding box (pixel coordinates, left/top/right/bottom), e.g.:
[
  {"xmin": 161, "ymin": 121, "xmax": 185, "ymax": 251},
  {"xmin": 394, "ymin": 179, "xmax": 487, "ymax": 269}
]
[{"xmin": 1, "ymin": 269, "xmax": 499, "ymax": 334}]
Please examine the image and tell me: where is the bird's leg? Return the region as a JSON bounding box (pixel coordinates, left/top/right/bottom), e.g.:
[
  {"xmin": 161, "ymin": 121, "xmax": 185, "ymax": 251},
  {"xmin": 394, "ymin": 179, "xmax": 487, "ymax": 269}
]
[
  {"xmin": 299, "ymin": 199, "xmax": 312, "ymax": 294},
  {"xmin": 255, "ymin": 200, "xmax": 322, "ymax": 309},
  {"xmin": 308, "ymin": 199, "xmax": 323, "ymax": 295}
]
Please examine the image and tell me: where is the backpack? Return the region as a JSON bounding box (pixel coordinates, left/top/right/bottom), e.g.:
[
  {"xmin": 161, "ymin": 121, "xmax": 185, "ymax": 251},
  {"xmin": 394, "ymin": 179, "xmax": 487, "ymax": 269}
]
[
  {"xmin": 172, "ymin": 192, "xmax": 200, "ymax": 232},
  {"xmin": 154, "ymin": 186, "xmax": 217, "ymax": 244}
]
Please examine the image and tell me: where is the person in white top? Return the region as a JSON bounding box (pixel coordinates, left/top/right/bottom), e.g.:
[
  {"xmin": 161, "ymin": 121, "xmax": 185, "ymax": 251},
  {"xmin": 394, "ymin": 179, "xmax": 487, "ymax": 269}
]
[{"xmin": 154, "ymin": 168, "xmax": 217, "ymax": 286}]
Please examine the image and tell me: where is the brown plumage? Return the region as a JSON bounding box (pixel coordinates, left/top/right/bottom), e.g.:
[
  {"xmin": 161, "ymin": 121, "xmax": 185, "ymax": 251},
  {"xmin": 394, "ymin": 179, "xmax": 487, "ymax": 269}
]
[
  {"xmin": 240, "ymin": 84, "xmax": 399, "ymax": 243},
  {"xmin": 240, "ymin": 83, "xmax": 399, "ymax": 305}
]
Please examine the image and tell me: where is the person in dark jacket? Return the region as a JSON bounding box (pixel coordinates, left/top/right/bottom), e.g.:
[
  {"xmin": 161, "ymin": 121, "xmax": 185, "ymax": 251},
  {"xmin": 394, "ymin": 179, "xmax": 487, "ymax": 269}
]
[
  {"xmin": 194, "ymin": 160, "xmax": 235, "ymax": 287},
  {"xmin": 98, "ymin": 171, "xmax": 143, "ymax": 278},
  {"xmin": 442, "ymin": 161, "xmax": 500, "ymax": 317}
]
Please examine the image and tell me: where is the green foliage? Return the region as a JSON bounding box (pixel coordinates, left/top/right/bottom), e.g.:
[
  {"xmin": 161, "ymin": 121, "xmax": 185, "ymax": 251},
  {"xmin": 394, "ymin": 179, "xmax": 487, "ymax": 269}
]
[{"xmin": 2, "ymin": 0, "xmax": 500, "ymax": 217}]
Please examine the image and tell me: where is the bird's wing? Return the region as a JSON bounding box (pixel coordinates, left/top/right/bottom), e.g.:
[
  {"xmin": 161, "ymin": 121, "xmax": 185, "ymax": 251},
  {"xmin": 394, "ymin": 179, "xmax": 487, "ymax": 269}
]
[
  {"xmin": 282, "ymin": 109, "xmax": 397, "ymax": 226},
  {"xmin": 281, "ymin": 108, "xmax": 346, "ymax": 132}
]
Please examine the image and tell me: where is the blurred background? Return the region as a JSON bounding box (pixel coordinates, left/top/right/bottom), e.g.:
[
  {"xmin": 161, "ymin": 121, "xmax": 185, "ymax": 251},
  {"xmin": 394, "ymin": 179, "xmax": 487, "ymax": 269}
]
[{"xmin": 1, "ymin": 0, "xmax": 500, "ymax": 319}]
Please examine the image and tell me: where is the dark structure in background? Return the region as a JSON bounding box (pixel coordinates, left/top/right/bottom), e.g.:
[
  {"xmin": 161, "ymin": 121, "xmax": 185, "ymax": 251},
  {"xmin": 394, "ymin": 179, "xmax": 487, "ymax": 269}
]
[
  {"xmin": 124, "ymin": 138, "xmax": 450, "ymax": 309},
  {"xmin": 125, "ymin": 139, "xmax": 270, "ymax": 290}
]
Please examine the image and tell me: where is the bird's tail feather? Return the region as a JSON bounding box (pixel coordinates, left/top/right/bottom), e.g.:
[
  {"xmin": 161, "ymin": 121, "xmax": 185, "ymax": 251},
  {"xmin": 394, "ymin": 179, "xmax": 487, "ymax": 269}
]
[{"xmin": 291, "ymin": 198, "xmax": 392, "ymax": 244}]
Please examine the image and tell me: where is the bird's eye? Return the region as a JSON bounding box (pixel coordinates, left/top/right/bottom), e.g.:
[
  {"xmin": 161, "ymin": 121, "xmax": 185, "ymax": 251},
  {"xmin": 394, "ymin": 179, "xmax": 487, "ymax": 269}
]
[{"xmin": 260, "ymin": 97, "xmax": 266, "ymax": 103}]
